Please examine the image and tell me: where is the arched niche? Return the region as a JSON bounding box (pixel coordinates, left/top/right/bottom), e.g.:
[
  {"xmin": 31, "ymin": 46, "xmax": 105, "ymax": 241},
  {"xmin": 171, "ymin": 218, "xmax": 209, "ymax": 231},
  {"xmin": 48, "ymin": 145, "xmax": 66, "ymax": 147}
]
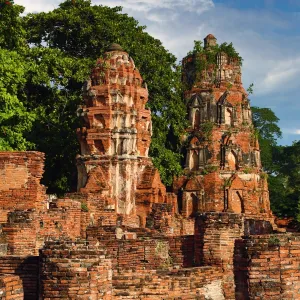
[
  {"xmin": 230, "ymin": 190, "xmax": 244, "ymax": 213},
  {"xmin": 191, "ymin": 193, "xmax": 199, "ymax": 215},
  {"xmin": 94, "ymin": 140, "xmax": 105, "ymax": 154},
  {"xmin": 190, "ymin": 150, "xmax": 199, "ymax": 171},
  {"xmin": 79, "ymin": 139, "xmax": 89, "ymax": 156},
  {"xmin": 93, "ymin": 114, "xmax": 105, "ymax": 129},
  {"xmin": 228, "ymin": 150, "xmax": 238, "ymax": 170},
  {"xmin": 77, "ymin": 163, "xmax": 88, "ymax": 191},
  {"xmin": 117, "ymin": 139, "xmax": 123, "ymax": 155},
  {"xmin": 225, "ymin": 107, "xmax": 233, "ymax": 126},
  {"xmin": 193, "ymin": 109, "xmax": 201, "ymax": 129},
  {"xmin": 121, "ymin": 115, "xmax": 126, "ymax": 128},
  {"xmin": 227, "ymin": 176, "xmax": 245, "ymax": 213}
]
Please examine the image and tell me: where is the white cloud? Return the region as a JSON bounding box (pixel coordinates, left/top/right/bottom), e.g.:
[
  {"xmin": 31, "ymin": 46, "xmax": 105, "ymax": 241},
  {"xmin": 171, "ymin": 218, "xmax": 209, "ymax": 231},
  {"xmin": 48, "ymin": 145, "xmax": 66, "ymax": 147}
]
[
  {"xmin": 282, "ymin": 129, "xmax": 300, "ymax": 135},
  {"xmin": 257, "ymin": 57, "xmax": 300, "ymax": 95},
  {"xmin": 95, "ymin": 0, "xmax": 214, "ymax": 14},
  {"xmin": 144, "ymin": 10, "xmax": 179, "ymax": 23},
  {"xmin": 15, "ymin": 0, "xmax": 61, "ymax": 13}
]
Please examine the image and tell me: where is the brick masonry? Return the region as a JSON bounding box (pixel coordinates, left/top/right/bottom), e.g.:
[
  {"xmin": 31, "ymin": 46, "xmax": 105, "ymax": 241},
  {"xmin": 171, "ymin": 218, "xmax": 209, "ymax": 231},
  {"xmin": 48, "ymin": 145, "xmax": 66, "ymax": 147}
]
[
  {"xmin": 0, "ymin": 36, "xmax": 299, "ymax": 299},
  {"xmin": 0, "ymin": 275, "xmax": 24, "ymax": 300},
  {"xmin": 235, "ymin": 234, "xmax": 300, "ymax": 299},
  {"xmin": 0, "ymin": 256, "xmax": 39, "ymax": 300},
  {"xmin": 40, "ymin": 241, "xmax": 112, "ymax": 299}
]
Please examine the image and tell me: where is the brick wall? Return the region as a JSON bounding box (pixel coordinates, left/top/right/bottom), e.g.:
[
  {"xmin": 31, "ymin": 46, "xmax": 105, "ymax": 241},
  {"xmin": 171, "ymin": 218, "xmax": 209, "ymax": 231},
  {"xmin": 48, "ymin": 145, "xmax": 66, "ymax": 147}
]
[
  {"xmin": 40, "ymin": 240, "xmax": 112, "ymax": 299},
  {"xmin": 112, "ymin": 266, "xmax": 225, "ymax": 299},
  {"xmin": 146, "ymin": 203, "xmax": 195, "ymax": 236},
  {"xmin": 168, "ymin": 235, "xmax": 195, "ymax": 267},
  {"xmin": 0, "ymin": 256, "xmax": 39, "ymax": 300},
  {"xmin": 0, "ymin": 152, "xmax": 46, "ymax": 223},
  {"xmin": 0, "ymin": 275, "xmax": 24, "ymax": 300},
  {"xmin": 195, "ymin": 212, "xmax": 244, "ymax": 299},
  {"xmin": 87, "ymin": 224, "xmax": 197, "ymax": 269},
  {"xmin": 2, "ymin": 201, "xmax": 83, "ymax": 255},
  {"xmin": 87, "ymin": 233, "xmax": 170, "ymax": 270},
  {"xmin": 37, "ymin": 198, "xmax": 81, "ymax": 242},
  {"xmin": 2, "ymin": 211, "xmax": 37, "ymax": 255},
  {"xmin": 237, "ymin": 234, "xmax": 300, "ymax": 299}
]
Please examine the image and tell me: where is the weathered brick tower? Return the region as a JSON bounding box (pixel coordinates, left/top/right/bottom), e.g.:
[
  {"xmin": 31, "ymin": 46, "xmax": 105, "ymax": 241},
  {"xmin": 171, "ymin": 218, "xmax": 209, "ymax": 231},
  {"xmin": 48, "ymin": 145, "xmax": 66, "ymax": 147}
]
[
  {"xmin": 174, "ymin": 34, "xmax": 272, "ymax": 221},
  {"xmin": 76, "ymin": 43, "xmax": 170, "ymax": 225}
]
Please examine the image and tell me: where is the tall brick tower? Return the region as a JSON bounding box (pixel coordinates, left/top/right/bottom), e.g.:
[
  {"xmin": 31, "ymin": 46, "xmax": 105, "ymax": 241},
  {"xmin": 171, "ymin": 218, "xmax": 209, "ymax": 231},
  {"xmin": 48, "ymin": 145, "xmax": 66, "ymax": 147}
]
[
  {"xmin": 76, "ymin": 44, "xmax": 169, "ymax": 225},
  {"xmin": 174, "ymin": 34, "xmax": 272, "ymax": 221}
]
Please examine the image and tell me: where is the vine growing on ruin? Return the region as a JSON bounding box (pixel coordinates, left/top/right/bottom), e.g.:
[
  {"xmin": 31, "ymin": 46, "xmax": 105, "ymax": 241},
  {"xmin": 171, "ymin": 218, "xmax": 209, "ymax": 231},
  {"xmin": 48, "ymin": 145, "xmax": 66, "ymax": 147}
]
[
  {"xmin": 200, "ymin": 121, "xmax": 214, "ymax": 141},
  {"xmin": 184, "ymin": 40, "xmax": 243, "ymax": 88}
]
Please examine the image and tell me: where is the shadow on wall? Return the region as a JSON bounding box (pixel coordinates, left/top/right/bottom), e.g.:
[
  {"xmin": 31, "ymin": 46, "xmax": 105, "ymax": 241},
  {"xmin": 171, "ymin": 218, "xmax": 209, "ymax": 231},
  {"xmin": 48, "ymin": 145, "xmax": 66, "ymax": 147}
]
[
  {"xmin": 16, "ymin": 256, "xmax": 39, "ymax": 300},
  {"xmin": 234, "ymin": 239, "xmax": 250, "ymax": 300}
]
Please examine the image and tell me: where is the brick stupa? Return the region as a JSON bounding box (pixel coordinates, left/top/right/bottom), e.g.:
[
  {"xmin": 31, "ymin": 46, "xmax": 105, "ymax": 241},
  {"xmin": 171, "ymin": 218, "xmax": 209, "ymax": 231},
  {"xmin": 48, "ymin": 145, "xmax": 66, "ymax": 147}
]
[
  {"xmin": 76, "ymin": 43, "xmax": 175, "ymax": 227},
  {"xmin": 174, "ymin": 34, "xmax": 273, "ymax": 222}
]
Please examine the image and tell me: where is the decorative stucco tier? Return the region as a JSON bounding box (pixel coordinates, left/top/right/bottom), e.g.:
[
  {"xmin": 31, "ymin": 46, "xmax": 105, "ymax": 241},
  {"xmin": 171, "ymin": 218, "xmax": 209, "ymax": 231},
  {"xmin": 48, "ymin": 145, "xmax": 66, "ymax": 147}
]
[
  {"xmin": 76, "ymin": 44, "xmax": 175, "ymax": 224},
  {"xmin": 174, "ymin": 34, "xmax": 273, "ymax": 221}
]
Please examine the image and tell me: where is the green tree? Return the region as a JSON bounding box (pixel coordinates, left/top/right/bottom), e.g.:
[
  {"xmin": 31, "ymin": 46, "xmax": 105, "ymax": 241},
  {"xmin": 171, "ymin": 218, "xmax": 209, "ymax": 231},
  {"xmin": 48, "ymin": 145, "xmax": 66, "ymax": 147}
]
[
  {"xmin": 251, "ymin": 106, "xmax": 300, "ymax": 221},
  {"xmin": 251, "ymin": 106, "xmax": 282, "ymax": 173},
  {"xmin": 0, "ymin": 49, "xmax": 36, "ymax": 150},
  {"xmin": 0, "ymin": 4, "xmax": 36, "ymax": 150},
  {"xmin": 250, "ymin": 106, "xmax": 287, "ymax": 218},
  {"xmin": 0, "ymin": 2, "xmax": 26, "ymax": 50},
  {"xmin": 270, "ymin": 141, "xmax": 300, "ymax": 220},
  {"xmin": 21, "ymin": 0, "xmax": 186, "ymax": 193}
]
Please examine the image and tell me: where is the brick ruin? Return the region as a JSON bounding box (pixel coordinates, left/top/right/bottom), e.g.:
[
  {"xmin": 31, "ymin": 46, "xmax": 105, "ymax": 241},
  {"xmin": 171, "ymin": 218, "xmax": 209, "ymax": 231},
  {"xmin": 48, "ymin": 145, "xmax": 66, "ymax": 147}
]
[{"xmin": 0, "ymin": 36, "xmax": 299, "ymax": 299}]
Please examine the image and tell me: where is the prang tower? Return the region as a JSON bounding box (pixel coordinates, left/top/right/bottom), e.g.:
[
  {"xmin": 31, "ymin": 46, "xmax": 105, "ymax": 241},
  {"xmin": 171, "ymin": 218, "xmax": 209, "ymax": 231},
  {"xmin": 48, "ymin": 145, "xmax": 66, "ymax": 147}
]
[
  {"xmin": 174, "ymin": 34, "xmax": 272, "ymax": 220},
  {"xmin": 76, "ymin": 44, "xmax": 170, "ymax": 225}
]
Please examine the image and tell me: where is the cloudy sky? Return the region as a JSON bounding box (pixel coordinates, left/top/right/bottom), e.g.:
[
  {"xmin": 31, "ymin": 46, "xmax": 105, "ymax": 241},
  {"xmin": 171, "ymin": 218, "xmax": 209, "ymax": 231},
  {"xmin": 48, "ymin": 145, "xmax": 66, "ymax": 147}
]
[{"xmin": 16, "ymin": 0, "xmax": 300, "ymax": 145}]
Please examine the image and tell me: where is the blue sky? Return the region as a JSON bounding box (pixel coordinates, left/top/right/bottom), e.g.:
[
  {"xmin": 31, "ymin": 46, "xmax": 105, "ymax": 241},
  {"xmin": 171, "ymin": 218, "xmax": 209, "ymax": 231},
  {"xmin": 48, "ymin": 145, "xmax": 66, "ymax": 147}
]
[{"xmin": 16, "ymin": 0, "xmax": 300, "ymax": 145}]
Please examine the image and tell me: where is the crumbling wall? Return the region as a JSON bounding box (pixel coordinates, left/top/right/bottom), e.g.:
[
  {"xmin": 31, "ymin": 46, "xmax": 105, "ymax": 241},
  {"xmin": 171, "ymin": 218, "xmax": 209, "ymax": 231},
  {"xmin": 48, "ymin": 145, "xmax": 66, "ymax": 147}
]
[
  {"xmin": 40, "ymin": 240, "xmax": 112, "ymax": 299},
  {"xmin": 2, "ymin": 211, "xmax": 37, "ymax": 255},
  {"xmin": 0, "ymin": 256, "xmax": 39, "ymax": 300},
  {"xmin": 87, "ymin": 227, "xmax": 170, "ymax": 270},
  {"xmin": 236, "ymin": 234, "xmax": 300, "ymax": 299},
  {"xmin": 0, "ymin": 152, "xmax": 46, "ymax": 223},
  {"xmin": 37, "ymin": 198, "xmax": 81, "ymax": 247},
  {"xmin": 195, "ymin": 212, "xmax": 244, "ymax": 299},
  {"xmin": 0, "ymin": 275, "xmax": 24, "ymax": 300},
  {"xmin": 146, "ymin": 203, "xmax": 195, "ymax": 236},
  {"xmin": 2, "ymin": 200, "xmax": 83, "ymax": 256},
  {"xmin": 112, "ymin": 266, "xmax": 225, "ymax": 299},
  {"xmin": 168, "ymin": 235, "xmax": 195, "ymax": 267}
]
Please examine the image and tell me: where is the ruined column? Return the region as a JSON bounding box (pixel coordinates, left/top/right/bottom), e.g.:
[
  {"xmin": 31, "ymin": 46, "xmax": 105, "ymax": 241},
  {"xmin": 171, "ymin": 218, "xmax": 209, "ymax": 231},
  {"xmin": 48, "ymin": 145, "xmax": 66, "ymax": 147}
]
[{"xmin": 40, "ymin": 240, "xmax": 112, "ymax": 299}]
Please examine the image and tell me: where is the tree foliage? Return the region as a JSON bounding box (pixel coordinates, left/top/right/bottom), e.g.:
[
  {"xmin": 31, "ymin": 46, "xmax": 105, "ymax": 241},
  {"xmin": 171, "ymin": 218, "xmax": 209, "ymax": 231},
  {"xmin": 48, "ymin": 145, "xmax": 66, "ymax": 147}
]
[
  {"xmin": 0, "ymin": 4, "xmax": 35, "ymax": 150},
  {"xmin": 251, "ymin": 106, "xmax": 300, "ymax": 220},
  {"xmin": 187, "ymin": 40, "xmax": 242, "ymax": 64},
  {"xmin": 0, "ymin": 49, "xmax": 36, "ymax": 150},
  {"xmin": 270, "ymin": 142, "xmax": 300, "ymax": 220},
  {"xmin": 251, "ymin": 106, "xmax": 282, "ymax": 173}
]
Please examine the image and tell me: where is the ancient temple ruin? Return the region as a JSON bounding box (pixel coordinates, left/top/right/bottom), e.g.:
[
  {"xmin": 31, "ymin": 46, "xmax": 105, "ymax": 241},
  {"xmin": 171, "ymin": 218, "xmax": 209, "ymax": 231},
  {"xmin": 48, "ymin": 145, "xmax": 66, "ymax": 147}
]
[
  {"xmin": 174, "ymin": 33, "xmax": 272, "ymax": 221},
  {"xmin": 76, "ymin": 43, "xmax": 173, "ymax": 226},
  {"xmin": 0, "ymin": 35, "xmax": 300, "ymax": 300}
]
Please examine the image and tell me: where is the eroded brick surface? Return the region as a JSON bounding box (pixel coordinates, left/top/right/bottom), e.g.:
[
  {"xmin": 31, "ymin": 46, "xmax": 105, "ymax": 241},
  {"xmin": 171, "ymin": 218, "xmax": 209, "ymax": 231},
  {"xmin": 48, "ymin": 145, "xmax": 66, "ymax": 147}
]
[
  {"xmin": 236, "ymin": 234, "xmax": 300, "ymax": 299},
  {"xmin": 0, "ymin": 274, "xmax": 23, "ymax": 300}
]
